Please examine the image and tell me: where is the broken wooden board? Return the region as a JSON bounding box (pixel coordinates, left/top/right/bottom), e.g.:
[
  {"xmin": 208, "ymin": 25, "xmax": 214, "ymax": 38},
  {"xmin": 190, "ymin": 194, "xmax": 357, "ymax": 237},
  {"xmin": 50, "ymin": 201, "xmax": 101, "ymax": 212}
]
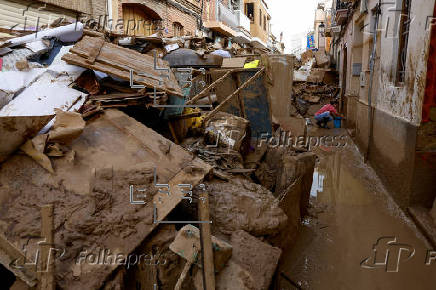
[
  {"xmin": 221, "ymin": 57, "xmax": 247, "ymax": 68},
  {"xmin": 0, "ymin": 234, "xmax": 37, "ymax": 287},
  {"xmin": 0, "ymin": 115, "xmax": 54, "ymax": 163},
  {"xmin": 0, "ymin": 109, "xmax": 211, "ymax": 290},
  {"xmin": 62, "ymin": 36, "xmax": 182, "ymax": 97}
]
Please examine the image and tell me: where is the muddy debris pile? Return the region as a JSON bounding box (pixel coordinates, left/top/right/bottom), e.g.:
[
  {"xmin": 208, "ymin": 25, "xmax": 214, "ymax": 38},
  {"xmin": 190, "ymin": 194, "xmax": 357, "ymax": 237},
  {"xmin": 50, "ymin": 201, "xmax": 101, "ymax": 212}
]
[
  {"xmin": 292, "ymin": 82, "xmax": 339, "ymax": 118},
  {"xmin": 291, "ymin": 49, "xmax": 339, "ymax": 118},
  {"xmin": 0, "ymin": 20, "xmax": 315, "ymax": 290}
]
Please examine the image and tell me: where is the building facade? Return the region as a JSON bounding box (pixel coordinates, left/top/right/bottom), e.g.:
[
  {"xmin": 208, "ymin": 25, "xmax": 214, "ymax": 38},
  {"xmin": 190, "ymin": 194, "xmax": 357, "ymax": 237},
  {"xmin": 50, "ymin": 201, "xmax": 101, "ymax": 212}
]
[
  {"xmin": 0, "ymin": 0, "xmax": 107, "ymax": 30},
  {"xmin": 109, "ymin": 0, "xmax": 201, "ymax": 37},
  {"xmin": 314, "ymin": 2, "xmax": 332, "ymax": 53},
  {"xmin": 243, "ymin": 0, "xmax": 270, "ymax": 48},
  {"xmin": 201, "ymin": 0, "xmax": 253, "ymax": 47},
  {"xmin": 329, "ymin": 0, "xmax": 436, "ymax": 211}
]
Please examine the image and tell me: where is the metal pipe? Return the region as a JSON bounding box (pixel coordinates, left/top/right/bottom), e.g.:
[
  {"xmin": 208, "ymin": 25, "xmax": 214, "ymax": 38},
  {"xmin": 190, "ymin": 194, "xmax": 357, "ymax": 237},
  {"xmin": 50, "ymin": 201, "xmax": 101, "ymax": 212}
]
[{"xmin": 365, "ymin": 0, "xmax": 381, "ymax": 162}]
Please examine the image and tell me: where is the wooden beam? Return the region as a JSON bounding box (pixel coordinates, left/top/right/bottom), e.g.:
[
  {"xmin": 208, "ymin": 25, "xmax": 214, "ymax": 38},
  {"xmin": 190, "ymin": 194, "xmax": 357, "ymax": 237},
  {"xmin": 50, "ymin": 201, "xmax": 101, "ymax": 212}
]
[
  {"xmin": 204, "ymin": 68, "xmax": 265, "ymax": 123},
  {"xmin": 86, "ymin": 37, "xmax": 105, "ymax": 64},
  {"xmin": 39, "ymin": 204, "xmax": 55, "ymax": 290},
  {"xmin": 233, "ymin": 73, "xmax": 246, "ymax": 119},
  {"xmin": 198, "ymin": 191, "xmax": 215, "ymax": 290},
  {"xmin": 168, "ymin": 121, "xmax": 180, "ymax": 144},
  {"xmin": 0, "ymin": 234, "xmax": 37, "ymax": 287},
  {"xmin": 186, "ymin": 70, "xmax": 233, "ymax": 105}
]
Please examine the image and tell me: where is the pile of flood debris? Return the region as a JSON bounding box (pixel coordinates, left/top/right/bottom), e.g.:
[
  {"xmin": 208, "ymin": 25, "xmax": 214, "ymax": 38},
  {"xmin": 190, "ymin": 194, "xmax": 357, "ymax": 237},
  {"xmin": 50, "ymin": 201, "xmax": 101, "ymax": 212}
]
[
  {"xmin": 292, "ymin": 49, "xmax": 339, "ymax": 119},
  {"xmin": 0, "ymin": 21, "xmax": 315, "ymax": 290}
]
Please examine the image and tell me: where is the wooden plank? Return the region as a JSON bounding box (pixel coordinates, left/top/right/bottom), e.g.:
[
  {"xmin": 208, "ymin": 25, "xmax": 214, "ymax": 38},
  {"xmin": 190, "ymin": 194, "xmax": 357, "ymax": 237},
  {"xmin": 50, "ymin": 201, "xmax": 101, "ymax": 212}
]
[
  {"xmin": 168, "ymin": 121, "xmax": 180, "ymax": 144},
  {"xmin": 39, "ymin": 204, "xmax": 55, "ymax": 290},
  {"xmin": 83, "ymin": 29, "xmax": 105, "ymax": 38},
  {"xmin": 0, "ymin": 234, "xmax": 37, "ymax": 287},
  {"xmin": 63, "ymin": 53, "xmax": 183, "ymax": 98},
  {"xmin": 86, "ymin": 37, "xmax": 105, "ymax": 64},
  {"xmin": 175, "ymin": 260, "xmax": 193, "ymax": 290},
  {"xmin": 89, "ymin": 93, "xmax": 144, "ymax": 101},
  {"xmin": 62, "ymin": 36, "xmax": 182, "ymax": 97},
  {"xmin": 233, "ymin": 73, "xmax": 246, "ymax": 119},
  {"xmin": 221, "ymin": 57, "xmax": 247, "ymax": 68},
  {"xmin": 204, "ymin": 68, "xmax": 265, "ymax": 123},
  {"xmin": 186, "ymin": 70, "xmax": 233, "ymax": 105},
  {"xmin": 199, "ymin": 191, "xmax": 215, "ymax": 290}
]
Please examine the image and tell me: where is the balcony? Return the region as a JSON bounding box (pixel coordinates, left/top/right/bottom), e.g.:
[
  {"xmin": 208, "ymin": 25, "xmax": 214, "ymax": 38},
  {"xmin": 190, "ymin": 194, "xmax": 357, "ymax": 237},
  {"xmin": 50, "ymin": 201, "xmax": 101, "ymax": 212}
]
[
  {"xmin": 334, "ymin": 0, "xmax": 353, "ymax": 25},
  {"xmin": 236, "ymin": 10, "xmax": 251, "ymax": 33},
  {"xmin": 218, "ymin": 2, "xmax": 239, "ymax": 29},
  {"xmin": 335, "ymin": 8, "xmax": 348, "ymax": 25},
  {"xmin": 209, "ymin": 2, "xmax": 251, "ymax": 43}
]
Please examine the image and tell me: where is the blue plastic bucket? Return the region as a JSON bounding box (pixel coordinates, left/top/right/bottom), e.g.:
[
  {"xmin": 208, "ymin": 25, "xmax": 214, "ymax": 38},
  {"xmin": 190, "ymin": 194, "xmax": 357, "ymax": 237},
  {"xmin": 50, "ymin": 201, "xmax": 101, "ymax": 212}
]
[{"xmin": 334, "ymin": 117, "xmax": 342, "ymax": 128}]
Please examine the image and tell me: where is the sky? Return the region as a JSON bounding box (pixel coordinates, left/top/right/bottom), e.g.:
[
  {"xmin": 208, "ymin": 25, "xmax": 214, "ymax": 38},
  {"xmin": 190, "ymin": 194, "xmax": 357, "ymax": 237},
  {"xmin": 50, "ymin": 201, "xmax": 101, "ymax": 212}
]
[{"xmin": 269, "ymin": 0, "xmax": 332, "ymax": 54}]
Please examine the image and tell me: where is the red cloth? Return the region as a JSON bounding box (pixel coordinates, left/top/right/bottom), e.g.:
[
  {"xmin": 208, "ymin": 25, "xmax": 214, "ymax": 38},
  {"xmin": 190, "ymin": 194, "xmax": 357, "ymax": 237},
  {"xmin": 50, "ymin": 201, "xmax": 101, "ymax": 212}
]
[{"xmin": 315, "ymin": 104, "xmax": 338, "ymax": 116}]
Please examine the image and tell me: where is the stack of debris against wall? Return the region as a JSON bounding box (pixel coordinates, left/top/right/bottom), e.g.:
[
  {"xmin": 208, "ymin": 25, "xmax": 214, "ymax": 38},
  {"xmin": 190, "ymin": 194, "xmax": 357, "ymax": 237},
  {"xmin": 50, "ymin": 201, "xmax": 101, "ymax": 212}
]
[
  {"xmin": 291, "ymin": 50, "xmax": 339, "ymax": 122},
  {"xmin": 0, "ymin": 19, "xmax": 315, "ymax": 290}
]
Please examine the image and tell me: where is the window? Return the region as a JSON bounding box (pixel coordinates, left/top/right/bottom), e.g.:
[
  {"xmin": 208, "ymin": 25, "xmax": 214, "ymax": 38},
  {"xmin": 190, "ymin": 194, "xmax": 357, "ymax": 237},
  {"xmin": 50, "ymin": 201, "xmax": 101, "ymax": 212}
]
[
  {"xmin": 397, "ymin": 0, "xmax": 412, "ymax": 83},
  {"xmin": 264, "ymin": 16, "xmax": 266, "ymax": 30},
  {"xmin": 231, "ymin": 0, "xmax": 239, "ymax": 10},
  {"xmin": 173, "ymin": 22, "xmax": 184, "ymax": 37},
  {"xmin": 244, "ymin": 3, "xmax": 254, "ymax": 22},
  {"xmin": 259, "ymin": 9, "xmax": 262, "ymax": 25}
]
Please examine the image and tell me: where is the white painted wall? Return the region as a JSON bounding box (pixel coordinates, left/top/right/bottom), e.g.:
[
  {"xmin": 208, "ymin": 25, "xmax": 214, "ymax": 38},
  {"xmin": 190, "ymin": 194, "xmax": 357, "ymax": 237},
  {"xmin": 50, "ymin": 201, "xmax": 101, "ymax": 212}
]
[
  {"xmin": 335, "ymin": 0, "xmax": 435, "ymax": 126},
  {"xmin": 375, "ymin": 0, "xmax": 434, "ymax": 125}
]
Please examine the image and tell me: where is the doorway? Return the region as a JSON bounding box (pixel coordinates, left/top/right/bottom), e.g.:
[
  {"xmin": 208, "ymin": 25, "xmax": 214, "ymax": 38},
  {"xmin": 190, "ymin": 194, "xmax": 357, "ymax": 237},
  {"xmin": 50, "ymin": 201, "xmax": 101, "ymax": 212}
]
[{"xmin": 122, "ymin": 3, "xmax": 161, "ymax": 36}]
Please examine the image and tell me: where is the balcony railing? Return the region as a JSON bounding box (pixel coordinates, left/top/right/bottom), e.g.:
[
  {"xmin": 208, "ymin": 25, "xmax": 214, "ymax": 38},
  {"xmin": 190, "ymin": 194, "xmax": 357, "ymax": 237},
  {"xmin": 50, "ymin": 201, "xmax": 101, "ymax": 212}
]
[
  {"xmin": 218, "ymin": 2, "xmax": 238, "ymax": 29},
  {"xmin": 236, "ymin": 10, "xmax": 251, "ymax": 32},
  {"xmin": 336, "ymin": 0, "xmax": 352, "ymax": 10}
]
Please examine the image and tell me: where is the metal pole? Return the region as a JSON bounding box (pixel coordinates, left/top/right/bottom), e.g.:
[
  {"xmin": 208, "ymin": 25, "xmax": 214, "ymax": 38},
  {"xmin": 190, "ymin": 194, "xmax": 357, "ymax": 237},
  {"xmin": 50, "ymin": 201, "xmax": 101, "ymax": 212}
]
[{"xmin": 365, "ymin": 1, "xmax": 381, "ymax": 162}]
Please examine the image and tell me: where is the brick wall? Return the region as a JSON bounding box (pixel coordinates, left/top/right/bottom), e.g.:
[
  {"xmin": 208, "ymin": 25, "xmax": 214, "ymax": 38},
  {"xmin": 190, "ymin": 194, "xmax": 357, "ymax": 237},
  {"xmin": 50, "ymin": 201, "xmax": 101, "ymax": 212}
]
[
  {"xmin": 118, "ymin": 0, "xmax": 199, "ymax": 36},
  {"xmin": 166, "ymin": 4, "xmax": 198, "ymax": 35}
]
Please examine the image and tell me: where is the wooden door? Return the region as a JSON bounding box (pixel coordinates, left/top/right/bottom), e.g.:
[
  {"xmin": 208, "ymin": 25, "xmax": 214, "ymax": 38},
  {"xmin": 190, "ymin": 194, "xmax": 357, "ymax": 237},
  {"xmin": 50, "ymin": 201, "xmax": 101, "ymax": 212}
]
[{"xmin": 122, "ymin": 4, "xmax": 156, "ymax": 36}]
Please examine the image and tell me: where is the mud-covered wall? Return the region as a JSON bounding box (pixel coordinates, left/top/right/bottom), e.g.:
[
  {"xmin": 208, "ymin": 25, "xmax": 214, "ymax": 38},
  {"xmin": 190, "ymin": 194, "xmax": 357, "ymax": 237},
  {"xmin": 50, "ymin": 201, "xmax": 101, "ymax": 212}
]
[
  {"xmin": 339, "ymin": 0, "xmax": 434, "ymax": 125},
  {"xmin": 336, "ymin": 0, "xmax": 436, "ymax": 208},
  {"xmin": 376, "ymin": 0, "xmax": 434, "ymax": 126}
]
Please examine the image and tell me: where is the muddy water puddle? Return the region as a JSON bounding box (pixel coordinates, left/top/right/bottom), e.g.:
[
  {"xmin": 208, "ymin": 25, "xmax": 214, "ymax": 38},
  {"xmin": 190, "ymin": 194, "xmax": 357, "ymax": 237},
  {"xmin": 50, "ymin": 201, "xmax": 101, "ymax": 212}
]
[{"xmin": 276, "ymin": 136, "xmax": 436, "ymax": 290}]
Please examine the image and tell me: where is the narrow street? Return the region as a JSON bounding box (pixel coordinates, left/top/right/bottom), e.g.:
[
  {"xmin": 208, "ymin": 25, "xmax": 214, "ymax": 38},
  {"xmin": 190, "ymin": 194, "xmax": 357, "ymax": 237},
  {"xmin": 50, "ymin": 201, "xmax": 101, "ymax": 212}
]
[
  {"xmin": 1, "ymin": 0, "xmax": 435, "ymax": 289},
  {"xmin": 278, "ymin": 127, "xmax": 436, "ymax": 290}
]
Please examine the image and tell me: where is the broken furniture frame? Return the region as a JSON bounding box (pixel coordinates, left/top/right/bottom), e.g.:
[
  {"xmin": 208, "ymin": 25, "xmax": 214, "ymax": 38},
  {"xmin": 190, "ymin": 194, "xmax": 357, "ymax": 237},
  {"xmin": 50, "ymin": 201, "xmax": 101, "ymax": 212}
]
[{"xmin": 186, "ymin": 67, "xmax": 266, "ymax": 124}]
